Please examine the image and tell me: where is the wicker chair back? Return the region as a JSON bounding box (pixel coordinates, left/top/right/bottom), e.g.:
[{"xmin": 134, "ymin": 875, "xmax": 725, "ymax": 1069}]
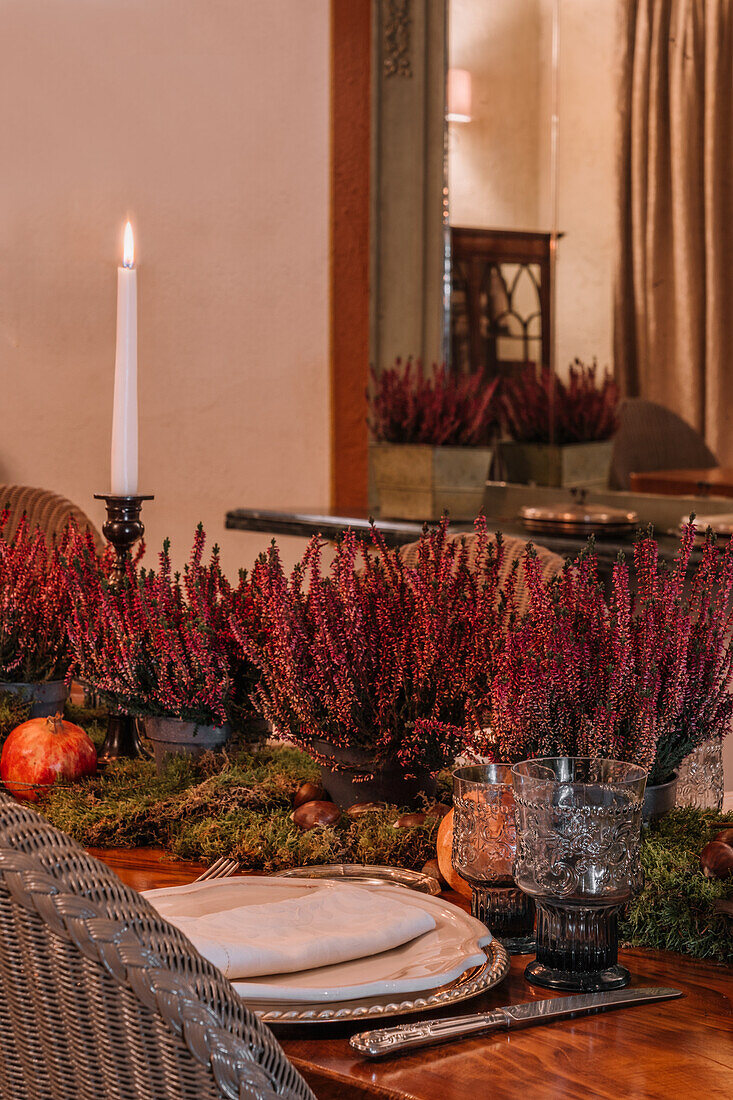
[
  {"xmin": 609, "ymin": 398, "xmax": 717, "ymax": 490},
  {"xmin": 0, "ymin": 484, "xmax": 104, "ymax": 553},
  {"xmin": 0, "ymin": 797, "xmax": 314, "ymax": 1100},
  {"xmin": 399, "ymin": 532, "xmax": 563, "ymax": 618}
]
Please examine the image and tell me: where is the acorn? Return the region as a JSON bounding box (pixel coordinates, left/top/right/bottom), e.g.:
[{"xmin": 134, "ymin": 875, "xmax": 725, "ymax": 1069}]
[
  {"xmin": 346, "ymin": 801, "xmax": 386, "ymax": 817},
  {"xmin": 712, "ymin": 827, "xmax": 733, "ymax": 847},
  {"xmin": 425, "ymin": 802, "xmax": 452, "ymax": 820},
  {"xmin": 293, "ymin": 781, "xmax": 325, "ymax": 809},
  {"xmin": 393, "ymin": 812, "xmax": 427, "ymax": 828},
  {"xmin": 700, "ymin": 840, "xmax": 733, "ymax": 880},
  {"xmin": 292, "ymin": 800, "xmax": 341, "ymax": 831},
  {"xmin": 421, "ymin": 858, "xmax": 444, "ymax": 885}
]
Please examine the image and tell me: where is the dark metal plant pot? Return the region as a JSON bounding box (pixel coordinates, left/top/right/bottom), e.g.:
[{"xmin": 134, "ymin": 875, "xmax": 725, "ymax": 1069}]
[
  {"xmin": 230, "ymin": 714, "xmax": 271, "ymax": 747},
  {"xmin": 642, "ymin": 774, "xmax": 678, "ymax": 823},
  {"xmin": 310, "ymin": 738, "xmax": 438, "ymax": 809},
  {"xmin": 0, "ymin": 680, "xmax": 68, "ymax": 719},
  {"xmin": 143, "ymin": 717, "xmax": 230, "ymax": 773}
]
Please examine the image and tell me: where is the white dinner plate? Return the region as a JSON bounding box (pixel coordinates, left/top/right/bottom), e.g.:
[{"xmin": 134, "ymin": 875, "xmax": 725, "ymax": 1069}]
[
  {"xmin": 253, "ymin": 941, "xmax": 508, "ymax": 1025},
  {"xmin": 145, "ymin": 876, "xmax": 492, "ymax": 1003}
]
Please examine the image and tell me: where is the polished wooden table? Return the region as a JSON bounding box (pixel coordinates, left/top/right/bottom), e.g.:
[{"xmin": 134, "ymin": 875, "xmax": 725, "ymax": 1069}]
[
  {"xmin": 630, "ymin": 467, "xmax": 733, "ymax": 499},
  {"xmin": 93, "ymin": 848, "xmax": 733, "ymax": 1100}
]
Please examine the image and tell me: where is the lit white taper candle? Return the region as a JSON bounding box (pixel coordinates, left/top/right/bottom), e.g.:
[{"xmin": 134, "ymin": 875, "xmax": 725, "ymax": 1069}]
[{"xmin": 111, "ymin": 220, "xmax": 138, "ymax": 495}]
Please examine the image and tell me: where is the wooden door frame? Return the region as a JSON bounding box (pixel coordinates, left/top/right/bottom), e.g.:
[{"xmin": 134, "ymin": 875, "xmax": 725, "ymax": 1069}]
[{"xmin": 330, "ymin": 0, "xmax": 371, "ymax": 513}]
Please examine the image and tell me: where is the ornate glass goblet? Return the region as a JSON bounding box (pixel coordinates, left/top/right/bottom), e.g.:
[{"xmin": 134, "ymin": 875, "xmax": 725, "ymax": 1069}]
[
  {"xmin": 512, "ymin": 757, "xmax": 647, "ymax": 992},
  {"xmin": 677, "ymin": 736, "xmax": 724, "ymax": 810},
  {"xmin": 452, "ymin": 764, "xmax": 535, "ymax": 954}
]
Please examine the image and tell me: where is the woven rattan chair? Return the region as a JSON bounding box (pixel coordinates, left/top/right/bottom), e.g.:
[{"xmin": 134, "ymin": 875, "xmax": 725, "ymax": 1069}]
[
  {"xmin": 0, "ymin": 483, "xmax": 104, "ymax": 553},
  {"xmin": 609, "ymin": 398, "xmax": 717, "ymax": 491},
  {"xmin": 0, "ymin": 796, "xmax": 315, "ymax": 1100},
  {"xmin": 399, "ymin": 532, "xmax": 563, "ymax": 618}
]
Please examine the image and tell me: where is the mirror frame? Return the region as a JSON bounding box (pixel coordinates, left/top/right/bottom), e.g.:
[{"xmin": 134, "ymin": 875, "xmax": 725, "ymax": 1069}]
[{"xmin": 330, "ymin": 0, "xmax": 447, "ymax": 513}]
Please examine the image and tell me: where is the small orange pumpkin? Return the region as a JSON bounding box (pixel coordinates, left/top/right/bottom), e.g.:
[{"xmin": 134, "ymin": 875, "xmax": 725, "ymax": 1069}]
[{"xmin": 436, "ymin": 809, "xmax": 471, "ymax": 898}]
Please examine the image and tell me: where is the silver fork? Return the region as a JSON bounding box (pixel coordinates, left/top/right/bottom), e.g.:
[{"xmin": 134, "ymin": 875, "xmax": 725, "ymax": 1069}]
[{"xmin": 193, "ymin": 856, "xmax": 241, "ymax": 882}]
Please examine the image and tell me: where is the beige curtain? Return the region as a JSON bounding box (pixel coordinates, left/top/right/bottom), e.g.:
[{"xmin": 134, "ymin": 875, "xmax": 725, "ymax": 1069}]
[{"xmin": 615, "ymin": 0, "xmax": 733, "ymax": 462}]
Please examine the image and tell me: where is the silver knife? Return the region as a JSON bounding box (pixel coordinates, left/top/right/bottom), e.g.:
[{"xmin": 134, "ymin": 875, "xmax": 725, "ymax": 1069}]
[{"xmin": 349, "ymin": 987, "xmax": 683, "ymax": 1058}]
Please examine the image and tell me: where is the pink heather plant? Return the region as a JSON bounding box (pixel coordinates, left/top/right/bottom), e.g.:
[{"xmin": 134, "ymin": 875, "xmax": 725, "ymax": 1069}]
[
  {"xmin": 66, "ymin": 524, "xmax": 258, "ymax": 728},
  {"xmin": 501, "ymin": 359, "xmax": 618, "ymax": 445},
  {"xmin": 234, "ymin": 518, "xmax": 516, "ymax": 776},
  {"xmin": 0, "ymin": 510, "xmax": 90, "ymax": 683},
  {"xmin": 369, "ymin": 359, "xmax": 500, "ymax": 447},
  {"xmin": 490, "ymin": 523, "xmax": 733, "ymax": 784}
]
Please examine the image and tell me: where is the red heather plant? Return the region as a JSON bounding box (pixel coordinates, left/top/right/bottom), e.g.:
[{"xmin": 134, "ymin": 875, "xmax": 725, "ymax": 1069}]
[
  {"xmin": 0, "ymin": 510, "xmax": 87, "ymax": 683},
  {"xmin": 369, "ymin": 359, "xmax": 500, "ymax": 446},
  {"xmin": 235, "ymin": 518, "xmax": 516, "ymax": 776},
  {"xmin": 490, "ymin": 524, "xmax": 733, "ymax": 785},
  {"xmin": 501, "ymin": 359, "xmax": 619, "ymax": 445},
  {"xmin": 66, "ymin": 525, "xmax": 257, "ymax": 727}
]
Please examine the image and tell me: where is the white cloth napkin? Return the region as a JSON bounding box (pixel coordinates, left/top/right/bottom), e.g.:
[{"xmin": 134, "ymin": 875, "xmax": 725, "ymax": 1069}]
[{"xmin": 144, "ymin": 882, "xmax": 436, "ymax": 980}]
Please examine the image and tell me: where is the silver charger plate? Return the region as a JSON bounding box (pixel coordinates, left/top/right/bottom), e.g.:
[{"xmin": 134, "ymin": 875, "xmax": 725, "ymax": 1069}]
[
  {"xmin": 274, "ymin": 863, "xmax": 441, "ymax": 895},
  {"xmin": 145, "ymin": 875, "xmax": 507, "ymax": 1026},
  {"xmin": 251, "ymin": 939, "xmax": 509, "ymax": 1026}
]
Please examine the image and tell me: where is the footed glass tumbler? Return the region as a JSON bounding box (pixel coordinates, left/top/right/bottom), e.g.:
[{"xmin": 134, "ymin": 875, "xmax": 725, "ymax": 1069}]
[
  {"xmin": 512, "ymin": 757, "xmax": 647, "ymax": 992},
  {"xmin": 452, "ymin": 764, "xmax": 535, "ymax": 953}
]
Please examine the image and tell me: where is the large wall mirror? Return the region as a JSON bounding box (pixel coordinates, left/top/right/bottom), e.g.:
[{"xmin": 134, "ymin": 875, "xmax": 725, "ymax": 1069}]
[
  {"xmin": 372, "ymin": 0, "xmax": 617, "ymax": 385},
  {"xmin": 447, "ymin": 0, "xmax": 615, "ymax": 385}
]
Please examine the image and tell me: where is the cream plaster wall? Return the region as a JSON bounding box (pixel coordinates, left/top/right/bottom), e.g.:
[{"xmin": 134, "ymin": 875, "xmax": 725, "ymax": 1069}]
[
  {"xmin": 552, "ymin": 1, "xmax": 616, "ymax": 374},
  {"xmin": 0, "ymin": 0, "xmax": 330, "ymax": 577},
  {"xmin": 449, "ymin": 0, "xmax": 617, "ymax": 375},
  {"xmin": 449, "ymin": 0, "xmax": 545, "ymax": 231}
]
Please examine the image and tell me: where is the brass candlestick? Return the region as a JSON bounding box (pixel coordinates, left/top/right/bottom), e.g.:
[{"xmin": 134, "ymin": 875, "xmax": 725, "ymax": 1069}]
[{"xmin": 93, "ymin": 493, "xmax": 154, "ymax": 762}]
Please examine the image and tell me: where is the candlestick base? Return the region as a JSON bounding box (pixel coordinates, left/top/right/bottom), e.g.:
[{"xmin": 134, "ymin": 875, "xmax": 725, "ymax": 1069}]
[
  {"xmin": 97, "ymin": 714, "xmax": 147, "ymax": 765},
  {"xmin": 94, "ymin": 493, "xmax": 154, "ymax": 760},
  {"xmin": 94, "ymin": 494, "xmax": 154, "ymax": 587}
]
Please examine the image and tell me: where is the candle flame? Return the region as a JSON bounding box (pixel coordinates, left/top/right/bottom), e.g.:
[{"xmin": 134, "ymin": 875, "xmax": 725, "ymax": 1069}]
[{"xmin": 123, "ymin": 221, "xmax": 135, "ymax": 268}]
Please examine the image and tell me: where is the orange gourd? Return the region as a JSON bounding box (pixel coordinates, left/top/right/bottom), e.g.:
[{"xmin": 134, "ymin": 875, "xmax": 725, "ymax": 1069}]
[{"xmin": 436, "ymin": 809, "xmax": 472, "ymax": 898}]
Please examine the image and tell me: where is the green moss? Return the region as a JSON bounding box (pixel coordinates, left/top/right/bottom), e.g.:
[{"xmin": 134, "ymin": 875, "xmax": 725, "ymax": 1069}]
[
  {"xmin": 36, "ymin": 740, "xmax": 444, "ymax": 871},
  {"xmin": 620, "ymin": 808, "xmax": 733, "ymax": 963},
  {"xmin": 24, "ymin": 731, "xmax": 732, "ymax": 962},
  {"xmin": 0, "ymin": 690, "xmax": 32, "ymax": 743},
  {"xmin": 63, "ymin": 701, "xmax": 111, "ymax": 749}
]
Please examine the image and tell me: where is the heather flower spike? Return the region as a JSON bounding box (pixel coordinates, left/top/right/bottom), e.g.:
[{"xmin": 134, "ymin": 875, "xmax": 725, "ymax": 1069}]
[
  {"xmin": 501, "ymin": 359, "xmax": 618, "ymax": 445},
  {"xmin": 237, "ymin": 516, "xmax": 517, "ymax": 777},
  {"xmin": 0, "ymin": 512, "xmax": 94, "ymax": 683},
  {"xmin": 491, "ymin": 521, "xmax": 733, "ymax": 783},
  {"xmin": 64, "ymin": 524, "xmax": 262, "ymax": 729}
]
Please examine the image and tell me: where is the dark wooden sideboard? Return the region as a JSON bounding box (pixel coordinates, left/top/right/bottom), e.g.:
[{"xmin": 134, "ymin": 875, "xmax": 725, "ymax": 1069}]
[
  {"xmin": 630, "ymin": 467, "xmax": 733, "ymax": 499},
  {"xmin": 224, "ymin": 506, "xmax": 699, "ymax": 574}
]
